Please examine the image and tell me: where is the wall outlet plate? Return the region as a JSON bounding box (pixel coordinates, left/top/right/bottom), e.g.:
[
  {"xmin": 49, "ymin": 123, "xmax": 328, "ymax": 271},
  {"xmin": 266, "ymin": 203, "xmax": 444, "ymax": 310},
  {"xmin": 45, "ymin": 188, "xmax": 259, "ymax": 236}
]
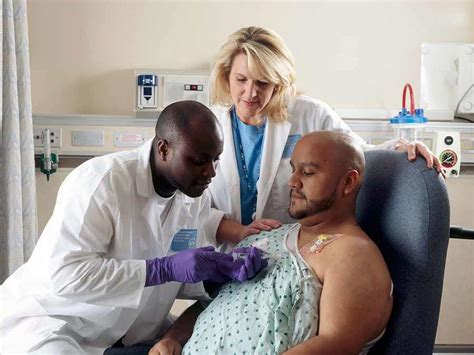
[{"xmin": 33, "ymin": 128, "xmax": 62, "ymax": 147}]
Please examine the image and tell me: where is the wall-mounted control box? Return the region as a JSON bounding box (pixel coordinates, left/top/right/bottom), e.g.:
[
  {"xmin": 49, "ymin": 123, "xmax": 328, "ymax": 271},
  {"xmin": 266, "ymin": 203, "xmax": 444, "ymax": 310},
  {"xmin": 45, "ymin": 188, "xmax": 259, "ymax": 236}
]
[
  {"xmin": 33, "ymin": 127, "xmax": 62, "ymax": 147},
  {"xmin": 135, "ymin": 70, "xmax": 210, "ymax": 114},
  {"xmin": 433, "ymin": 131, "xmax": 462, "ymax": 178}
]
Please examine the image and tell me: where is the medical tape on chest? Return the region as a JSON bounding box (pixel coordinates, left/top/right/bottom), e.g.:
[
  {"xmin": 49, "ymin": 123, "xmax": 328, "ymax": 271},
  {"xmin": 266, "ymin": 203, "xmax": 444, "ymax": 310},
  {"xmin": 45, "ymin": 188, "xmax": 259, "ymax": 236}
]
[{"xmin": 301, "ymin": 233, "xmax": 343, "ymax": 254}]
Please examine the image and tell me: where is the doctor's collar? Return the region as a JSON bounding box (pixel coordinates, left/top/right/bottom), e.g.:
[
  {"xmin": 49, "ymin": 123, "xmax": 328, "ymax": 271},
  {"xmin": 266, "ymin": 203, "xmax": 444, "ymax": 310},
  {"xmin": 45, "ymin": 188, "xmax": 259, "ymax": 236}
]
[
  {"xmin": 231, "ymin": 107, "xmax": 267, "ymax": 128},
  {"xmin": 155, "ymin": 190, "xmax": 177, "ymax": 202}
]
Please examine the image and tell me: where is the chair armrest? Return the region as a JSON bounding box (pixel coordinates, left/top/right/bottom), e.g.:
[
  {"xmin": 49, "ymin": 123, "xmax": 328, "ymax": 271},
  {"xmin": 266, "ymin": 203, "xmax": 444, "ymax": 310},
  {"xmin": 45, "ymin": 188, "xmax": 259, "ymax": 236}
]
[{"xmin": 450, "ymin": 226, "xmax": 474, "ymax": 240}]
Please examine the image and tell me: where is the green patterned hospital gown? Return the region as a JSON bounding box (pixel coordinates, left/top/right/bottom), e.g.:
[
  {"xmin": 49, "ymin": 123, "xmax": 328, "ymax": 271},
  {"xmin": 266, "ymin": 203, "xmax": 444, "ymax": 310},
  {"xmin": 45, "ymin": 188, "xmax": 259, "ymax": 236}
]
[{"xmin": 182, "ymin": 224, "xmax": 321, "ymax": 354}]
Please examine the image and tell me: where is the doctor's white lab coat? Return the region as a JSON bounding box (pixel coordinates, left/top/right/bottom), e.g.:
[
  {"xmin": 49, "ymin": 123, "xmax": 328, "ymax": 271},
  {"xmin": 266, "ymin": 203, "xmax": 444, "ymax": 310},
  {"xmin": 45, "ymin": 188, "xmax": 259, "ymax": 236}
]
[
  {"xmin": 0, "ymin": 139, "xmax": 224, "ymax": 354},
  {"xmin": 209, "ymin": 95, "xmax": 397, "ymax": 224}
]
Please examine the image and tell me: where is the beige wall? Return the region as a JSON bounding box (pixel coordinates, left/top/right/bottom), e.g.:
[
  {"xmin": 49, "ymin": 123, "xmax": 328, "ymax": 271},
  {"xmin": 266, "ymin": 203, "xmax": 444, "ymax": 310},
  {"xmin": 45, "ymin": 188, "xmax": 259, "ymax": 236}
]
[{"xmin": 27, "ymin": 0, "xmax": 474, "ymax": 116}]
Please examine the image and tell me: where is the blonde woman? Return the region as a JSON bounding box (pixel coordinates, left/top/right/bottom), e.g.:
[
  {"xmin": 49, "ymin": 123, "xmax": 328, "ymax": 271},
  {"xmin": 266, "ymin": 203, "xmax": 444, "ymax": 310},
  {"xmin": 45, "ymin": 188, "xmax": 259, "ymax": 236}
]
[{"xmin": 211, "ymin": 26, "xmax": 441, "ymax": 243}]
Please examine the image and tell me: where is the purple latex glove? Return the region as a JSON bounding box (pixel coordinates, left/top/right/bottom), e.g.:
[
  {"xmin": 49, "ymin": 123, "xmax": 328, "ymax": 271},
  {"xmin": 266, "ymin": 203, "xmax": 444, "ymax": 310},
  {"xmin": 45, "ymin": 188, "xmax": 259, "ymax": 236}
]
[
  {"xmin": 219, "ymin": 247, "xmax": 268, "ymax": 283},
  {"xmin": 145, "ymin": 246, "xmax": 232, "ymax": 286}
]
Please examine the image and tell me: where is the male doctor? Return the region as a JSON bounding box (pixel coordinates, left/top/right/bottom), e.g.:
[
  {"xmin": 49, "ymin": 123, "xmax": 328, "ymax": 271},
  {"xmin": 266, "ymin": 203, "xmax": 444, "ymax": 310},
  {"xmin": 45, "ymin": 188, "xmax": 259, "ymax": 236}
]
[{"xmin": 0, "ymin": 101, "xmax": 266, "ymax": 354}]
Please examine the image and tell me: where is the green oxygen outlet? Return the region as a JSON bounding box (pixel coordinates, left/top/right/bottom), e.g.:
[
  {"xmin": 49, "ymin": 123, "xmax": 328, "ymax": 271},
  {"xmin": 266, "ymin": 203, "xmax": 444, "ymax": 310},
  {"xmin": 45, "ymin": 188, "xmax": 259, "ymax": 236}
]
[{"xmin": 40, "ymin": 153, "xmax": 59, "ymax": 181}]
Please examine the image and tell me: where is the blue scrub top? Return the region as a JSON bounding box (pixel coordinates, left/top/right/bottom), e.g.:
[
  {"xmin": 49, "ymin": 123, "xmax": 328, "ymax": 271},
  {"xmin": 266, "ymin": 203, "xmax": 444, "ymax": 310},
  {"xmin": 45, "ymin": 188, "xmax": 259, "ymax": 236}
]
[{"xmin": 231, "ymin": 108, "xmax": 266, "ymax": 225}]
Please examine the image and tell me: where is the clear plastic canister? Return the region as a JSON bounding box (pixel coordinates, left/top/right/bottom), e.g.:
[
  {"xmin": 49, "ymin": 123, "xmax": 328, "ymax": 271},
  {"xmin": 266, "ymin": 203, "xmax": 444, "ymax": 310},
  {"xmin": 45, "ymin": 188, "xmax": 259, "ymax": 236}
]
[
  {"xmin": 391, "ymin": 122, "xmax": 427, "ymax": 142},
  {"xmin": 390, "ymin": 108, "xmax": 428, "ymax": 142}
]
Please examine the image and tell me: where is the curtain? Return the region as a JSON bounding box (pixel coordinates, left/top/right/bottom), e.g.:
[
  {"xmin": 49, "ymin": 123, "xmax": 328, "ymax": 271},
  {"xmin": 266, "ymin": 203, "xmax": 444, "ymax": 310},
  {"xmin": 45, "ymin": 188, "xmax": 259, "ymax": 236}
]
[{"xmin": 0, "ymin": 0, "xmax": 37, "ymax": 283}]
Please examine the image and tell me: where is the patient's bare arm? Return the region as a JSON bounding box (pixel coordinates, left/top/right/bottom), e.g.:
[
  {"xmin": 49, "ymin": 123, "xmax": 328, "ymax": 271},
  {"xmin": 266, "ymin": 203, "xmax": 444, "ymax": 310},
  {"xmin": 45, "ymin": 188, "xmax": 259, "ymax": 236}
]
[
  {"xmin": 284, "ymin": 234, "xmax": 393, "ymax": 354},
  {"xmin": 148, "ymin": 302, "xmax": 204, "ymax": 355}
]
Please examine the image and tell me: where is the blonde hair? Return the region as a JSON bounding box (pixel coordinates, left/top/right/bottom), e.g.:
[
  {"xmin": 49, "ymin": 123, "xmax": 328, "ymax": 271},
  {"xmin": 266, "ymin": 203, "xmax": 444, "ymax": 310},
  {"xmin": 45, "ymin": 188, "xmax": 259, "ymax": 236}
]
[{"xmin": 211, "ymin": 26, "xmax": 297, "ymax": 123}]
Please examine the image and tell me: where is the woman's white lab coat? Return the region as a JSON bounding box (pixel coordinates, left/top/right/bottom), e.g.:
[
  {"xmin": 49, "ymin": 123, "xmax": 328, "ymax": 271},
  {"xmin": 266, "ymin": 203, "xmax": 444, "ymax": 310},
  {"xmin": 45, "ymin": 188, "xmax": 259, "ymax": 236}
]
[
  {"xmin": 209, "ymin": 95, "xmax": 396, "ymax": 224},
  {"xmin": 0, "ymin": 140, "xmax": 224, "ymax": 354}
]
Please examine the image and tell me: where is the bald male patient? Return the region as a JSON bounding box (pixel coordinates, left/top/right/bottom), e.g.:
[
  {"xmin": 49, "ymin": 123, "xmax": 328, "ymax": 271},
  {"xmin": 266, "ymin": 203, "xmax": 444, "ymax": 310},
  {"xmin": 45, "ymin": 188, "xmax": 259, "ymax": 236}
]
[{"xmin": 151, "ymin": 131, "xmax": 393, "ymax": 355}]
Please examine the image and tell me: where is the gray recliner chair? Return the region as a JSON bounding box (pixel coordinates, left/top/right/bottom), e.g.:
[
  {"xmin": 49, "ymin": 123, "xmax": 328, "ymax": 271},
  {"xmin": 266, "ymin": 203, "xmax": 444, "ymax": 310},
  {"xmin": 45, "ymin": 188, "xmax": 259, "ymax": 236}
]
[{"xmin": 356, "ymin": 150, "xmax": 450, "ymax": 354}]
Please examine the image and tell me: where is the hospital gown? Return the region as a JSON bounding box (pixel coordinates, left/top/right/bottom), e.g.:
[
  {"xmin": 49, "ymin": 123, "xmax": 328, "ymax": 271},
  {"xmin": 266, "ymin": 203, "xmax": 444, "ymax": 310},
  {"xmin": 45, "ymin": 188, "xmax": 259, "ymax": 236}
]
[
  {"xmin": 183, "ymin": 223, "xmax": 384, "ymax": 354},
  {"xmin": 183, "ymin": 224, "xmax": 320, "ymax": 354}
]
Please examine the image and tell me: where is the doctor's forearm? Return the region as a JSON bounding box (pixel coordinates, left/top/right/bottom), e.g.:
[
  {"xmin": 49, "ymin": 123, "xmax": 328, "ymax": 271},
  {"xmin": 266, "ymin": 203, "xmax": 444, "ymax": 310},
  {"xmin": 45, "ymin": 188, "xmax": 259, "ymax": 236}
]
[
  {"xmin": 161, "ymin": 302, "xmax": 204, "ymax": 346},
  {"xmin": 215, "ymin": 218, "xmax": 245, "ymax": 244}
]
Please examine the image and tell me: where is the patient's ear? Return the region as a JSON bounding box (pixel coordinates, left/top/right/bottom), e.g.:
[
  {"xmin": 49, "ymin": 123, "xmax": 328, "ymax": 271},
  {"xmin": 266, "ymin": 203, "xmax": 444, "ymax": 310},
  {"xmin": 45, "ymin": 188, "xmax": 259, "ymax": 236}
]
[{"xmin": 343, "ymin": 169, "xmax": 360, "ymax": 196}]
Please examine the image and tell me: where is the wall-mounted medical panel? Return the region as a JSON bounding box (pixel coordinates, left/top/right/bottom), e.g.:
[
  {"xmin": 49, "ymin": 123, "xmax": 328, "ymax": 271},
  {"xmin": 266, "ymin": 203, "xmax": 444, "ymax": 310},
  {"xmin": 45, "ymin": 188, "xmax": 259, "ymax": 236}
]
[
  {"xmin": 344, "ymin": 120, "xmax": 474, "ymax": 173},
  {"xmin": 162, "ymin": 75, "xmax": 209, "ymax": 108},
  {"xmin": 50, "ymin": 126, "xmax": 153, "ymax": 156},
  {"xmin": 114, "ymin": 131, "xmax": 148, "ymax": 148},
  {"xmin": 33, "ymin": 114, "xmax": 155, "ymax": 157},
  {"xmin": 33, "ymin": 114, "xmax": 474, "ymax": 173},
  {"xmin": 134, "ymin": 70, "xmax": 210, "ymax": 115},
  {"xmin": 72, "ymin": 130, "xmax": 105, "ymax": 147}
]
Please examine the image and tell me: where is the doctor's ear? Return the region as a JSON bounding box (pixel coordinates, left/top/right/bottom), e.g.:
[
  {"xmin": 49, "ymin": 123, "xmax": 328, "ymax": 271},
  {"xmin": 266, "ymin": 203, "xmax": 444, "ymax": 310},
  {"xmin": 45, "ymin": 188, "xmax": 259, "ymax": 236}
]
[
  {"xmin": 156, "ymin": 140, "xmax": 170, "ymax": 161},
  {"xmin": 342, "ymin": 169, "xmax": 360, "ymax": 196}
]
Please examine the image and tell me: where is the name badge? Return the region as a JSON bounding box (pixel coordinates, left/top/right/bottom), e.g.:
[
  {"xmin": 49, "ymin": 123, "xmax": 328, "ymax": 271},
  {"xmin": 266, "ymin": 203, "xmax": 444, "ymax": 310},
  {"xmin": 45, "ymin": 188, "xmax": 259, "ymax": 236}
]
[
  {"xmin": 170, "ymin": 229, "xmax": 198, "ymax": 252},
  {"xmin": 282, "ymin": 134, "xmax": 302, "ymax": 158}
]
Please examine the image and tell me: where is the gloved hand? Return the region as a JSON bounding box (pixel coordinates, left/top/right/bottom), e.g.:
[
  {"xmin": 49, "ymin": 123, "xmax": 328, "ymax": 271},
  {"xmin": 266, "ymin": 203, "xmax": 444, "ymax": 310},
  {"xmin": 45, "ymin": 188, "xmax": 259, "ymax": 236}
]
[
  {"xmin": 145, "ymin": 246, "xmax": 268, "ymax": 287},
  {"xmin": 146, "ymin": 246, "xmax": 232, "ymax": 286},
  {"xmin": 219, "ymin": 247, "xmax": 268, "ymax": 283}
]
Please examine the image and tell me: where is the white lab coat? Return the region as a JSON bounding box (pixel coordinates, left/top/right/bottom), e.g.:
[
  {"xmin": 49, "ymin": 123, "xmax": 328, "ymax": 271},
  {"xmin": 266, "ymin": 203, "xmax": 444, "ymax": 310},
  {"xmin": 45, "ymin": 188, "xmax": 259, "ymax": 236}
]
[
  {"xmin": 0, "ymin": 139, "xmax": 224, "ymax": 354},
  {"xmin": 208, "ymin": 95, "xmax": 397, "ymax": 224}
]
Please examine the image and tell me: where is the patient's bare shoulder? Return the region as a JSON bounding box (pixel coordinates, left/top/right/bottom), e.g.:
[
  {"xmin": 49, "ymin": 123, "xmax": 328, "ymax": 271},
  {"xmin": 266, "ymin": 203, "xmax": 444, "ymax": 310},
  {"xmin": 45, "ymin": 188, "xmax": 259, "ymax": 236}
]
[
  {"xmin": 301, "ymin": 230, "xmax": 388, "ymax": 284},
  {"xmin": 301, "ymin": 228, "xmax": 392, "ymax": 342}
]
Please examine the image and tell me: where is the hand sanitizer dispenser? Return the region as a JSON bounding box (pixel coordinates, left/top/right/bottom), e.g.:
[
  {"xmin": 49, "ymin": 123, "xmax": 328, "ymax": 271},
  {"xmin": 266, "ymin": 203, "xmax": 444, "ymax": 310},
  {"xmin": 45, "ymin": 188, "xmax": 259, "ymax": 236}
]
[{"xmin": 137, "ymin": 74, "xmax": 158, "ymax": 109}]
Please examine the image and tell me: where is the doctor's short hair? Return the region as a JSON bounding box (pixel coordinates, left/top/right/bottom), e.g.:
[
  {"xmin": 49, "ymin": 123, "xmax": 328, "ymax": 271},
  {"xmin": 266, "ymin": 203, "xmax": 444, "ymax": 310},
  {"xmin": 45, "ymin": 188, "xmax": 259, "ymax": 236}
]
[
  {"xmin": 211, "ymin": 26, "xmax": 297, "ymax": 123},
  {"xmin": 154, "ymin": 100, "xmax": 218, "ymax": 143}
]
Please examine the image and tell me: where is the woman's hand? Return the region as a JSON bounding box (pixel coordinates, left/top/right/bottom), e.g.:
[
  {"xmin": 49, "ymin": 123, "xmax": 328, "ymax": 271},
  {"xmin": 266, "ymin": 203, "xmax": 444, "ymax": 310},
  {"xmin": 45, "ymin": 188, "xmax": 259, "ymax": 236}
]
[
  {"xmin": 148, "ymin": 337, "xmax": 182, "ymax": 355},
  {"xmin": 395, "ymin": 139, "xmax": 444, "ymax": 176}
]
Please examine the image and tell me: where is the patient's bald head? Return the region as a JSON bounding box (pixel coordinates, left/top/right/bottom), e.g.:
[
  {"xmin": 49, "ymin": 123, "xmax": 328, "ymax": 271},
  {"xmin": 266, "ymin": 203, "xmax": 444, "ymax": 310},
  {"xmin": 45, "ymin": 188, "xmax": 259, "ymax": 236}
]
[
  {"xmin": 288, "ymin": 131, "xmax": 365, "ymax": 221},
  {"xmin": 308, "ymin": 131, "xmax": 365, "ymax": 180}
]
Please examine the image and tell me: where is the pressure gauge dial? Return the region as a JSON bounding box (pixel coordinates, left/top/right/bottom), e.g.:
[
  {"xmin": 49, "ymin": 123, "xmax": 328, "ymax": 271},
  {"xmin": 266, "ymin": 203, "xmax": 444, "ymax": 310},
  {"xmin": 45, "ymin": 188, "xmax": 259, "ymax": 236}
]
[{"xmin": 439, "ymin": 149, "xmax": 458, "ymax": 168}]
